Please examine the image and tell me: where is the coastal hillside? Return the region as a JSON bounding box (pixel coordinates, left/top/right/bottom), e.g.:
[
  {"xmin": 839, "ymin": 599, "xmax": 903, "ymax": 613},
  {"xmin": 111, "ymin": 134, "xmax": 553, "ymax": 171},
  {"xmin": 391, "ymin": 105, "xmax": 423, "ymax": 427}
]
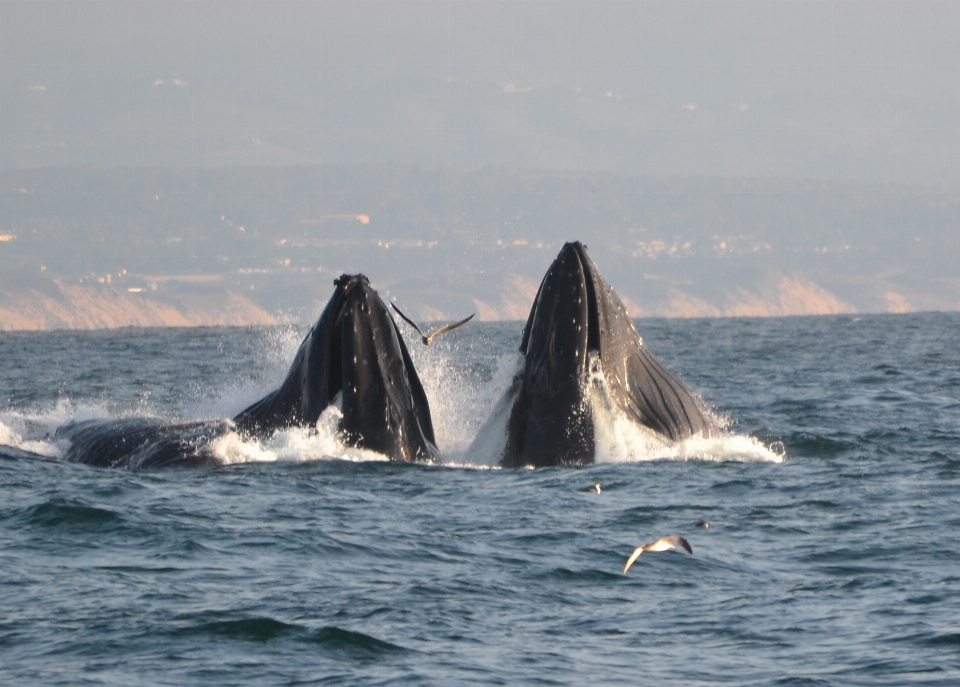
[
  {"xmin": 0, "ymin": 280, "xmax": 274, "ymax": 331},
  {"xmin": 1, "ymin": 165, "xmax": 958, "ymax": 330}
]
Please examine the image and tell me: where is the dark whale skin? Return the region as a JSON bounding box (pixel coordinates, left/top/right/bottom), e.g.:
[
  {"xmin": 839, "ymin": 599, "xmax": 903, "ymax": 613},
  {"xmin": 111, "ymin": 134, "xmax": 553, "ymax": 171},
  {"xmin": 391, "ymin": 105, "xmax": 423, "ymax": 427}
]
[
  {"xmin": 59, "ymin": 275, "xmax": 437, "ymax": 468},
  {"xmin": 234, "ymin": 274, "xmax": 437, "ymax": 463},
  {"xmin": 501, "ymin": 242, "xmax": 716, "ymax": 468}
]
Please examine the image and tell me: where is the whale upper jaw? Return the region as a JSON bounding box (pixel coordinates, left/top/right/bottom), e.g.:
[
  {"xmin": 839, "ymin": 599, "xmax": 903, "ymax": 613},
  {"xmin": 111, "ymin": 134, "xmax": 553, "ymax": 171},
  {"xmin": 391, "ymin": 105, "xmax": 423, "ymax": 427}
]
[
  {"xmin": 500, "ymin": 242, "xmax": 598, "ymax": 468},
  {"xmin": 498, "ymin": 242, "xmax": 717, "ymax": 468},
  {"xmin": 234, "ymin": 274, "xmax": 438, "ymax": 463}
]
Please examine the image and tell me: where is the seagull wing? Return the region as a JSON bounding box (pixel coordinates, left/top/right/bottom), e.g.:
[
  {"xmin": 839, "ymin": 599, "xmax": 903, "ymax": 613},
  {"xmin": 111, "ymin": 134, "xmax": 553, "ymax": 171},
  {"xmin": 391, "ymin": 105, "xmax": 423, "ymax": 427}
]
[
  {"xmin": 624, "ymin": 535, "xmax": 693, "ymax": 573},
  {"xmin": 623, "ymin": 546, "xmax": 645, "ymax": 574},
  {"xmin": 423, "ymin": 313, "xmax": 475, "ymax": 345},
  {"xmin": 669, "ymin": 535, "xmax": 693, "ymax": 554},
  {"xmin": 390, "ymin": 302, "xmax": 427, "ymax": 339}
]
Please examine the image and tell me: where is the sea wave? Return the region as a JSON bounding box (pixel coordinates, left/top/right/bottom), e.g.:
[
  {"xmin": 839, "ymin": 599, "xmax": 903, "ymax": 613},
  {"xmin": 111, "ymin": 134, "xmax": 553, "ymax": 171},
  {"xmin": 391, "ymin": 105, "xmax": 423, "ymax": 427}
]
[{"xmin": 1, "ymin": 344, "xmax": 782, "ymax": 467}]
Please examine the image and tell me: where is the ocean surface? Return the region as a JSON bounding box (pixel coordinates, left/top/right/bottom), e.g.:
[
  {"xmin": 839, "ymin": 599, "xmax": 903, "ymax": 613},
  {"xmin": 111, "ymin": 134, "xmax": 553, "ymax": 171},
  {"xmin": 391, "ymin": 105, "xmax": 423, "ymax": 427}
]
[{"xmin": 2, "ymin": 313, "xmax": 959, "ymax": 685}]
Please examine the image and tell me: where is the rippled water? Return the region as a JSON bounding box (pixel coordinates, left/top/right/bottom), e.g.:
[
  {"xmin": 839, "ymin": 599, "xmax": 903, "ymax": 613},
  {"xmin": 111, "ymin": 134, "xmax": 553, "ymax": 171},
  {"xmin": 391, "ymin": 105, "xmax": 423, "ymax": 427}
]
[{"xmin": 2, "ymin": 314, "xmax": 959, "ymax": 685}]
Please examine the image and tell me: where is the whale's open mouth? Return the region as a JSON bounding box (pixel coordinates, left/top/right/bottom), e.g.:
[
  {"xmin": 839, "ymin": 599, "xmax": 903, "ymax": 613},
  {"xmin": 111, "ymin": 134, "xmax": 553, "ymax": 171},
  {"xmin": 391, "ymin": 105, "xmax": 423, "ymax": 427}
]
[
  {"xmin": 494, "ymin": 241, "xmax": 718, "ymax": 468},
  {"xmin": 233, "ymin": 274, "xmax": 437, "ymax": 463}
]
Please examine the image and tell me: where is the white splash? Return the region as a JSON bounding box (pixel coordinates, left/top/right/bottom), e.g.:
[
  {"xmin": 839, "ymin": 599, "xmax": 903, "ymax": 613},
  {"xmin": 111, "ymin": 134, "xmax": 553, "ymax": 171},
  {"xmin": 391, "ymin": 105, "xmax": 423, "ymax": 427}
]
[
  {"xmin": 2, "ymin": 329, "xmax": 782, "ymax": 468},
  {"xmin": 0, "ymin": 399, "xmax": 113, "ymax": 458},
  {"xmin": 448, "ymin": 353, "xmax": 783, "ymax": 468},
  {"xmin": 181, "ymin": 325, "xmax": 307, "ymax": 421},
  {"xmin": 0, "ymin": 420, "xmax": 63, "ymax": 457},
  {"xmin": 588, "ymin": 357, "xmax": 782, "ymax": 464},
  {"xmin": 207, "ymin": 345, "xmax": 527, "ymax": 467},
  {"xmin": 209, "ymin": 405, "xmax": 389, "ymax": 465},
  {"xmin": 462, "ymin": 377, "xmax": 517, "ymax": 468},
  {"xmin": 409, "ymin": 340, "xmax": 523, "ymax": 459}
]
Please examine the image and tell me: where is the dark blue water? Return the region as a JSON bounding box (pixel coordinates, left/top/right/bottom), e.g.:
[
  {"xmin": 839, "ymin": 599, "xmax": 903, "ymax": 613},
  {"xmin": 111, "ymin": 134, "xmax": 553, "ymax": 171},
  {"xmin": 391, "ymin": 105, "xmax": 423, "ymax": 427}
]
[{"xmin": 2, "ymin": 314, "xmax": 959, "ymax": 685}]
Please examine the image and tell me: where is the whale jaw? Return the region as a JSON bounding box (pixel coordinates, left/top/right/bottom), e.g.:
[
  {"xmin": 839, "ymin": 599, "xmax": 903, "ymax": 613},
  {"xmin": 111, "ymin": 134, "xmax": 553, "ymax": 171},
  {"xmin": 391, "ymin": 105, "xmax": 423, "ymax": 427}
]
[
  {"xmin": 234, "ymin": 274, "xmax": 437, "ymax": 463},
  {"xmin": 499, "ymin": 242, "xmax": 716, "ymax": 468},
  {"xmin": 501, "ymin": 243, "xmax": 597, "ymax": 467}
]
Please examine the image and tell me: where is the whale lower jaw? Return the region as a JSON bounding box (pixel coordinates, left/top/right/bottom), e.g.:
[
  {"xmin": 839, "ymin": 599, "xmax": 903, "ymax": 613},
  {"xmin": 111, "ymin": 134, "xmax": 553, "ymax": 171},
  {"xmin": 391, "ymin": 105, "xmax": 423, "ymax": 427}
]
[
  {"xmin": 470, "ymin": 356, "xmax": 714, "ymax": 468},
  {"xmin": 499, "ymin": 375, "xmax": 596, "ymax": 468}
]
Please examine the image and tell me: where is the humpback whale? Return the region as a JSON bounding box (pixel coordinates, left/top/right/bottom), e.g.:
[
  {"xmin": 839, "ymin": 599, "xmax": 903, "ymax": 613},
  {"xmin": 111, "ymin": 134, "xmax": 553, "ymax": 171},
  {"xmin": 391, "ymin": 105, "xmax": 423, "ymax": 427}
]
[
  {"xmin": 55, "ymin": 418, "xmax": 231, "ymax": 469},
  {"xmin": 58, "ymin": 274, "xmax": 438, "ymax": 468},
  {"xmin": 479, "ymin": 241, "xmax": 716, "ymax": 468}
]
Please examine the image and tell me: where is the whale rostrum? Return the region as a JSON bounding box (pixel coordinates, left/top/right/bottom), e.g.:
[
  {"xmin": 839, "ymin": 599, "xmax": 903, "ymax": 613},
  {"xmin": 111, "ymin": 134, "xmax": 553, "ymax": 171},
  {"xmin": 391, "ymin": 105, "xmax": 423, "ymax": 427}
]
[
  {"xmin": 485, "ymin": 241, "xmax": 718, "ymax": 468},
  {"xmin": 233, "ymin": 274, "xmax": 437, "ymax": 462}
]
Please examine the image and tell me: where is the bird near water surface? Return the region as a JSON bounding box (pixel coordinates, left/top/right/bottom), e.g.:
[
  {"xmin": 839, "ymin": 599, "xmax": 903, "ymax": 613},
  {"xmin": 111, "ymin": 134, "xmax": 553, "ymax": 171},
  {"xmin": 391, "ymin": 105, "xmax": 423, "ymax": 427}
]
[
  {"xmin": 390, "ymin": 303, "xmax": 475, "ymax": 346},
  {"xmin": 623, "ymin": 535, "xmax": 693, "ymax": 574}
]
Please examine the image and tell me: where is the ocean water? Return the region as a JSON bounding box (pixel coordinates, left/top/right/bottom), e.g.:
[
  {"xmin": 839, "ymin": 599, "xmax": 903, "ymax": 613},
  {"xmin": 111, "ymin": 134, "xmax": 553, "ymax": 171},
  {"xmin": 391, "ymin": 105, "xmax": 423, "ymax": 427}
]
[{"xmin": 1, "ymin": 313, "xmax": 959, "ymax": 685}]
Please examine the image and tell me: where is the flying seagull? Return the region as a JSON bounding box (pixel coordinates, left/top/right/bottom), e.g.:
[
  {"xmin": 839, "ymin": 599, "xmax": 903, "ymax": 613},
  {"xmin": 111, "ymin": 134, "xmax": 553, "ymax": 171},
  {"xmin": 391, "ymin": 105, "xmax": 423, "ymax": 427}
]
[
  {"xmin": 391, "ymin": 303, "xmax": 475, "ymax": 346},
  {"xmin": 622, "ymin": 535, "xmax": 692, "ymax": 574}
]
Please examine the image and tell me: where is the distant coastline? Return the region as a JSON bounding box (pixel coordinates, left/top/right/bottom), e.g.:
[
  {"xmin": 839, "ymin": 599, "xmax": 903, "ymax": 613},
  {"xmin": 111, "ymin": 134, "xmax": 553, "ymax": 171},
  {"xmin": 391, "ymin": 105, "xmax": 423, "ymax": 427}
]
[
  {"xmin": 0, "ymin": 280, "xmax": 276, "ymax": 331},
  {"xmin": 2, "ymin": 166, "xmax": 958, "ymax": 329},
  {"xmin": 0, "ymin": 273, "xmax": 887, "ymax": 332}
]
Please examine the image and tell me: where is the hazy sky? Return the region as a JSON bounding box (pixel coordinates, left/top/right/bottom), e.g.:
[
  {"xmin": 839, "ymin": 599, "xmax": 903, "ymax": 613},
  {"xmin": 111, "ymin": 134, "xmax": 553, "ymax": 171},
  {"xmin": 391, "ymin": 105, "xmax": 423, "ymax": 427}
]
[{"xmin": 3, "ymin": 1, "xmax": 960, "ymax": 184}]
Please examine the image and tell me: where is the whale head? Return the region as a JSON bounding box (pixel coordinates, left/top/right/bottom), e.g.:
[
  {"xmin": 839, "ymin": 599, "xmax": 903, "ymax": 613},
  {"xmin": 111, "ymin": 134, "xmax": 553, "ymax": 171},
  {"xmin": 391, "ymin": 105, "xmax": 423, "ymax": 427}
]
[
  {"xmin": 234, "ymin": 274, "xmax": 437, "ymax": 462},
  {"xmin": 499, "ymin": 242, "xmax": 715, "ymax": 468}
]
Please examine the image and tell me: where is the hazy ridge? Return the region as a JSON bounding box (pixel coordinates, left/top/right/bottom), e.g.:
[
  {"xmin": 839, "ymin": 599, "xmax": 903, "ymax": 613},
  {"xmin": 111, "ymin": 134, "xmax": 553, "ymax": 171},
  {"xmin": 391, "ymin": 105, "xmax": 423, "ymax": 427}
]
[
  {"xmin": 0, "ymin": 279, "xmax": 275, "ymax": 331},
  {"xmin": 1, "ymin": 165, "xmax": 958, "ymax": 330}
]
